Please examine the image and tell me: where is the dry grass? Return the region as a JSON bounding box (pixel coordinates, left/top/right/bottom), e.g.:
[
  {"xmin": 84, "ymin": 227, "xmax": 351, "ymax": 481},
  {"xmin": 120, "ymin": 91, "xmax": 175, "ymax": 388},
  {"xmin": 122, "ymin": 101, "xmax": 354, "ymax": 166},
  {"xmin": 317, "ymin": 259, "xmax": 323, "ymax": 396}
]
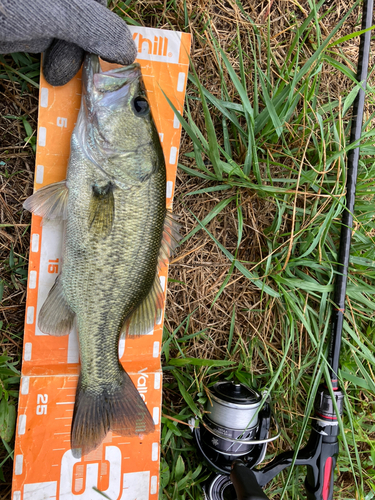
[
  {"xmin": 161, "ymin": 0, "xmax": 367, "ymax": 362},
  {"xmin": 0, "ymin": 66, "xmax": 37, "ymax": 496},
  {"xmin": 0, "ymin": 71, "xmax": 36, "ymax": 353}
]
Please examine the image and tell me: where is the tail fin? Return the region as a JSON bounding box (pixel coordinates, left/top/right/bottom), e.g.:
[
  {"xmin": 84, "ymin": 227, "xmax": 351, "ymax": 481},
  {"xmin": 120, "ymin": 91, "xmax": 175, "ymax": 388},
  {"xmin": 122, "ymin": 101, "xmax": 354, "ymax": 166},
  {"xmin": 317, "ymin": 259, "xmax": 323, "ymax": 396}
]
[{"xmin": 71, "ymin": 369, "xmax": 155, "ymax": 457}]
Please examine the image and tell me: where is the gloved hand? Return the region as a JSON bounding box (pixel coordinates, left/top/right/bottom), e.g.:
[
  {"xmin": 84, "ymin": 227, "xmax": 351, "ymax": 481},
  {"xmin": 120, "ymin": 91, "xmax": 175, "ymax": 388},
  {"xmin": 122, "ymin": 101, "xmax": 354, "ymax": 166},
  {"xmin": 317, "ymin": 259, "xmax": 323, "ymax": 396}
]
[{"xmin": 0, "ymin": 0, "xmax": 137, "ymax": 86}]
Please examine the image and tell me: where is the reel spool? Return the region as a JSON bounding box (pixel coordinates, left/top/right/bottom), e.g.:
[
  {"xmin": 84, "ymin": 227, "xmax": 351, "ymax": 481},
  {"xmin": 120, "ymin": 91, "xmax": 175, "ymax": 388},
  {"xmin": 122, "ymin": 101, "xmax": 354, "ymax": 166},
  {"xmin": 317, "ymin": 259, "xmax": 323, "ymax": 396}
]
[
  {"xmin": 204, "ymin": 474, "xmax": 236, "ymax": 500},
  {"xmin": 193, "ymin": 381, "xmax": 277, "ymax": 500}
]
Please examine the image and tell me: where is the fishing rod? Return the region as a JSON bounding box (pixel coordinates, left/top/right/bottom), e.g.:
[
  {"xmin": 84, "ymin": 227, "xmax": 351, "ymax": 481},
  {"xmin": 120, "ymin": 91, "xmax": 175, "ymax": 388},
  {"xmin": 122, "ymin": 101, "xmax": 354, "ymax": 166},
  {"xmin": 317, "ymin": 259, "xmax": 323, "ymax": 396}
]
[{"xmin": 193, "ymin": 1, "xmax": 373, "ymax": 498}]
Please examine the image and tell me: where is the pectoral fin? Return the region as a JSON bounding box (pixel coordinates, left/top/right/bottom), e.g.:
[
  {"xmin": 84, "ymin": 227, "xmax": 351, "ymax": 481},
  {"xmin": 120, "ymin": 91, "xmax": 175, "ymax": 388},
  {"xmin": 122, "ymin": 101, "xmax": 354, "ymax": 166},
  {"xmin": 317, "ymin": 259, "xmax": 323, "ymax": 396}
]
[
  {"xmin": 23, "ymin": 181, "xmax": 68, "ymax": 221},
  {"xmin": 122, "ymin": 274, "xmax": 164, "ymax": 337},
  {"xmin": 38, "ymin": 275, "xmax": 75, "ymax": 336},
  {"xmin": 88, "ymin": 182, "xmax": 114, "ymax": 238}
]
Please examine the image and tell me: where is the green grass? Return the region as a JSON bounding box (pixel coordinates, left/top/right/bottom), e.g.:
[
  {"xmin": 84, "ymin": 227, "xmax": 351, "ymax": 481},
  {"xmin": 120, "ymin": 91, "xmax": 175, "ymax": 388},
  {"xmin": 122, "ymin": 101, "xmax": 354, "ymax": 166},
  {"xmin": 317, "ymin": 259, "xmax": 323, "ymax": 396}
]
[
  {"xmin": 159, "ymin": 2, "xmax": 375, "ymax": 499},
  {"xmin": 0, "ymin": 53, "xmax": 40, "ymax": 89},
  {"xmin": 0, "ymin": 355, "xmax": 20, "ymax": 479}
]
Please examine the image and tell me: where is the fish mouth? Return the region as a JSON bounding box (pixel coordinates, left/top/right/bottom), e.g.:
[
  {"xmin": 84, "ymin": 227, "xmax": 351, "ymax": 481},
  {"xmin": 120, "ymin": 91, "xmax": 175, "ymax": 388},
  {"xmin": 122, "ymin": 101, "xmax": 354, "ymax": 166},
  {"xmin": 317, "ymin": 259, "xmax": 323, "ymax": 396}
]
[
  {"xmin": 101, "ymin": 62, "xmax": 141, "ymax": 77},
  {"xmin": 83, "ymin": 54, "xmax": 141, "ymax": 95},
  {"xmin": 94, "ymin": 63, "xmax": 141, "ymax": 93}
]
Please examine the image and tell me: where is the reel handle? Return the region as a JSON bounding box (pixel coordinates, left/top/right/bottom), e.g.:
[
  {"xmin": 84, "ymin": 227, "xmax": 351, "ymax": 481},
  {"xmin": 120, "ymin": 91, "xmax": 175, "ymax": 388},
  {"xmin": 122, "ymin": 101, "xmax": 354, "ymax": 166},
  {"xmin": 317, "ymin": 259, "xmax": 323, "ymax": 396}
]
[
  {"xmin": 230, "ymin": 462, "xmax": 270, "ymax": 500},
  {"xmin": 304, "ymin": 387, "xmax": 343, "ymax": 500},
  {"xmin": 305, "ymin": 440, "xmax": 337, "ymax": 500}
]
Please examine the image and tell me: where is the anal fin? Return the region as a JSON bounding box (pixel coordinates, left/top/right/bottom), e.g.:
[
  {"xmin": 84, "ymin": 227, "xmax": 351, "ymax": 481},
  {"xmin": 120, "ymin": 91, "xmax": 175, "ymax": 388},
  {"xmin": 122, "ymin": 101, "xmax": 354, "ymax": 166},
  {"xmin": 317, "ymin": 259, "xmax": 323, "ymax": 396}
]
[
  {"xmin": 38, "ymin": 275, "xmax": 75, "ymax": 336},
  {"xmin": 23, "ymin": 180, "xmax": 68, "ymax": 221},
  {"xmin": 122, "ymin": 274, "xmax": 164, "ymax": 337}
]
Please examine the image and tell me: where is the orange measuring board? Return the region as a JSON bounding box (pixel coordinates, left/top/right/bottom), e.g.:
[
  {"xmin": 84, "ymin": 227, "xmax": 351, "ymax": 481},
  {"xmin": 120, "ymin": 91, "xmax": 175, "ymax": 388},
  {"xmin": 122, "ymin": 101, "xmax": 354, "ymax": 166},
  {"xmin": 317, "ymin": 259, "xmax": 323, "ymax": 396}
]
[{"xmin": 12, "ymin": 27, "xmax": 191, "ymax": 500}]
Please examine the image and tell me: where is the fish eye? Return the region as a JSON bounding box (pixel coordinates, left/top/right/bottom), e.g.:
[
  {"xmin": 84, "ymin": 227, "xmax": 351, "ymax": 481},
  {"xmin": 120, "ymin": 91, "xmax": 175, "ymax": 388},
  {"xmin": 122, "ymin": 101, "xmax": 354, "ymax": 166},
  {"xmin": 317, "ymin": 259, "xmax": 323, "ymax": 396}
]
[{"xmin": 131, "ymin": 96, "xmax": 150, "ymax": 117}]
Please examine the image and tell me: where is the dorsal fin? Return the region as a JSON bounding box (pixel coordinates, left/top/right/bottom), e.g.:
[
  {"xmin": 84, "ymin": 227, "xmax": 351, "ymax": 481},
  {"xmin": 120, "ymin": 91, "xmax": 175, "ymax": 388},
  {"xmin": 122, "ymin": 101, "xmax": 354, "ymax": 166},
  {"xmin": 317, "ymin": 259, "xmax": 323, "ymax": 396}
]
[
  {"xmin": 122, "ymin": 274, "xmax": 164, "ymax": 337},
  {"xmin": 158, "ymin": 211, "xmax": 182, "ymax": 264},
  {"xmin": 122, "ymin": 211, "xmax": 182, "ymax": 337},
  {"xmin": 23, "ymin": 181, "xmax": 68, "ymax": 221}
]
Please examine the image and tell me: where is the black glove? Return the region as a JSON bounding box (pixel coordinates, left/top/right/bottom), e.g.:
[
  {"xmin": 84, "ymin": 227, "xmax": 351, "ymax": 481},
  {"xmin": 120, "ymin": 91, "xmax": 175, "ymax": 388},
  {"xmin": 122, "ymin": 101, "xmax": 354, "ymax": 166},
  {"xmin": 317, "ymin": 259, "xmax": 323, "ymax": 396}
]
[{"xmin": 0, "ymin": 0, "xmax": 137, "ymax": 86}]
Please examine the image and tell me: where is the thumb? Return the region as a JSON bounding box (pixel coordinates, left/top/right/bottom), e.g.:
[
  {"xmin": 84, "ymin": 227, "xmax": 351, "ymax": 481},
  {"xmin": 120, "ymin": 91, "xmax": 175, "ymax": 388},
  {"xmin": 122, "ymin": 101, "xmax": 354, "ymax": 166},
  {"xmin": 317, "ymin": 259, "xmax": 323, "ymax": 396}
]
[{"xmin": 43, "ymin": 40, "xmax": 85, "ymax": 87}]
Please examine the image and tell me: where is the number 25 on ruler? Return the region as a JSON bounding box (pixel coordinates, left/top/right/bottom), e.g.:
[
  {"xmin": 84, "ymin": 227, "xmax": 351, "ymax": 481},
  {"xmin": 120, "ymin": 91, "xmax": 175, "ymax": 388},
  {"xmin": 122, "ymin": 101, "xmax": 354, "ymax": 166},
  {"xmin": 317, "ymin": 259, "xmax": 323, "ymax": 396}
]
[{"xmin": 36, "ymin": 394, "xmax": 48, "ymax": 415}]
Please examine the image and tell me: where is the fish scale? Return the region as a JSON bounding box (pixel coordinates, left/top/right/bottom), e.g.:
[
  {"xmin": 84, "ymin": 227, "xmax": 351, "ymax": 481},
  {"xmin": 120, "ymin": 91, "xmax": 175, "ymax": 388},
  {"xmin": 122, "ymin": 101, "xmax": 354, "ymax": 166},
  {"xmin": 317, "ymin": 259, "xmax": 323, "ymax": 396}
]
[
  {"xmin": 23, "ymin": 54, "xmax": 177, "ymax": 456},
  {"xmin": 66, "ymin": 180, "xmax": 165, "ymax": 386}
]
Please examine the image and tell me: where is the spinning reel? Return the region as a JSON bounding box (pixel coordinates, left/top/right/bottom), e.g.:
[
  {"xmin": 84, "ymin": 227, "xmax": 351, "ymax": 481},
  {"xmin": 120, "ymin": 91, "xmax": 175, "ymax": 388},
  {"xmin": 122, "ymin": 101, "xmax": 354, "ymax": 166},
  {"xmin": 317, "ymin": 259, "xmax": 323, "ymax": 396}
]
[
  {"xmin": 193, "ymin": 381, "xmax": 277, "ymax": 500},
  {"xmin": 193, "ymin": 380, "xmax": 344, "ymax": 500}
]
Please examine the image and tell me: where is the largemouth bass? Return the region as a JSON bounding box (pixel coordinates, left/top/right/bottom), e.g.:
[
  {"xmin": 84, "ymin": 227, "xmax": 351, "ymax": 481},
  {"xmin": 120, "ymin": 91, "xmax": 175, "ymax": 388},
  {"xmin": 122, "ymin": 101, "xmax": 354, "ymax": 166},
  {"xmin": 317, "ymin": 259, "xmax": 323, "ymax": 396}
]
[{"xmin": 24, "ymin": 54, "xmax": 180, "ymax": 455}]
